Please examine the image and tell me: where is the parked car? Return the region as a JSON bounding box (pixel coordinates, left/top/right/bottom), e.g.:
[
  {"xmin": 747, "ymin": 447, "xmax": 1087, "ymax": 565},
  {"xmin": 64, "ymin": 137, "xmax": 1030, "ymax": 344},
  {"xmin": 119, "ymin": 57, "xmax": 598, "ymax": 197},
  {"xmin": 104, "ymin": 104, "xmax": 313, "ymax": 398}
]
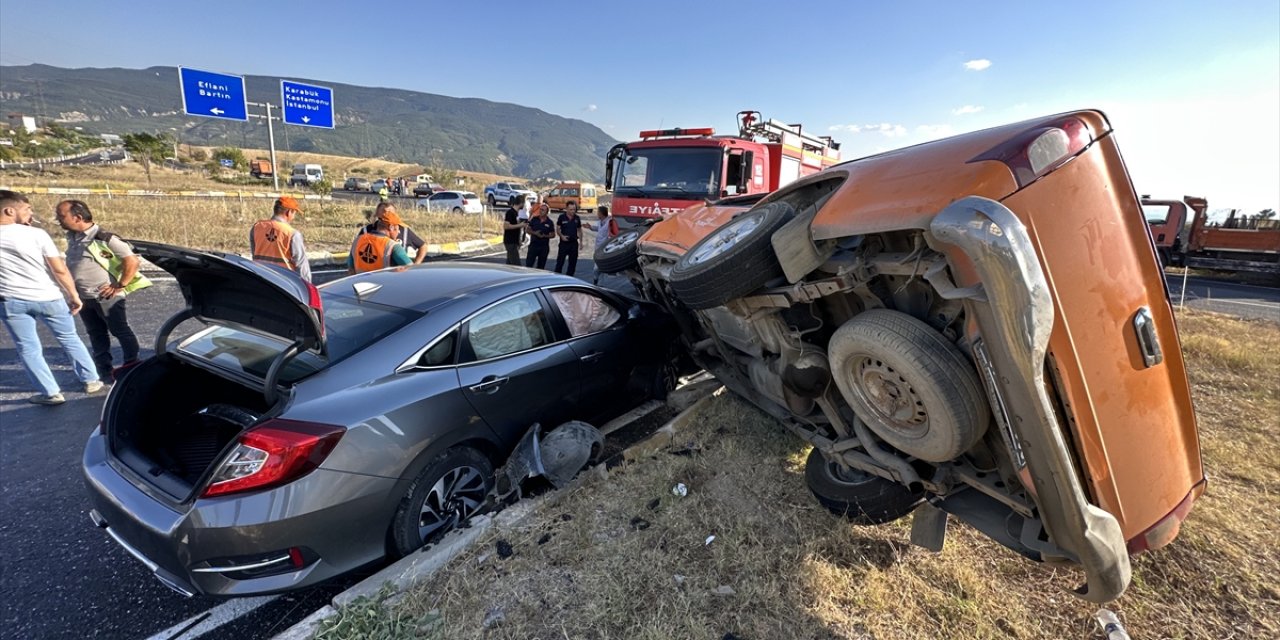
[
  {"xmin": 419, "ymin": 190, "xmax": 483, "ymax": 214},
  {"xmin": 412, "ymin": 182, "xmax": 446, "ymax": 198},
  {"xmin": 484, "ymin": 182, "xmax": 537, "ymax": 207},
  {"xmin": 596, "ymin": 109, "xmax": 1204, "ymax": 603},
  {"xmin": 370, "ymin": 179, "xmax": 390, "ymax": 194},
  {"xmin": 83, "ymin": 244, "xmax": 680, "ymax": 596},
  {"xmin": 543, "ymin": 181, "xmax": 599, "ymax": 213},
  {"xmin": 344, "ymin": 177, "xmax": 371, "ymax": 191},
  {"xmin": 288, "ymin": 163, "xmax": 323, "ymax": 187}
]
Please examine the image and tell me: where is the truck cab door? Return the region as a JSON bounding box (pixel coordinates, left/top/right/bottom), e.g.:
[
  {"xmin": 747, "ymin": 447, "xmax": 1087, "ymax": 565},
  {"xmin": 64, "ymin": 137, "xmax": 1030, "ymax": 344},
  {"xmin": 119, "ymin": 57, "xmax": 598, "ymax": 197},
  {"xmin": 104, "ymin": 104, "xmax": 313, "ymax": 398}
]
[{"xmin": 604, "ymin": 144, "xmax": 626, "ymax": 191}]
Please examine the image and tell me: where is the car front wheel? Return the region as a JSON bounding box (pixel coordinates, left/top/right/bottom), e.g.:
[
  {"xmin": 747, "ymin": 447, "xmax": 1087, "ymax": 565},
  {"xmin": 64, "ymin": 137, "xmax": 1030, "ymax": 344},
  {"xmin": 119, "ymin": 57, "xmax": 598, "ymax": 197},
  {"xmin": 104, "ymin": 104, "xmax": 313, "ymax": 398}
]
[
  {"xmin": 391, "ymin": 447, "xmax": 493, "ymax": 556},
  {"xmin": 668, "ymin": 202, "xmax": 795, "ymax": 309}
]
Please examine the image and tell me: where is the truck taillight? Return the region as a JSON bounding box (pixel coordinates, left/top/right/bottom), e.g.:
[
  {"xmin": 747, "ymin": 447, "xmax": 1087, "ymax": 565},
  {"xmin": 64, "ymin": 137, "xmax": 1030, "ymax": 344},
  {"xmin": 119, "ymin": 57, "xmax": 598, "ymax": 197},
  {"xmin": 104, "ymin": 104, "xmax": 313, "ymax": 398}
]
[
  {"xmin": 202, "ymin": 420, "xmax": 345, "ymax": 498},
  {"xmin": 970, "ymin": 117, "xmax": 1094, "ymax": 188}
]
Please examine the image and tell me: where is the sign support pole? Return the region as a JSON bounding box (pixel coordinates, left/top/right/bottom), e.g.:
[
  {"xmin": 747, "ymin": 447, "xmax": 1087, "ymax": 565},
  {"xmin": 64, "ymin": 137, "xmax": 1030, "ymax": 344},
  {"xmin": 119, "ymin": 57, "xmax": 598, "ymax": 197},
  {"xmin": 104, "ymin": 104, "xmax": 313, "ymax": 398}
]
[{"xmin": 248, "ymin": 101, "xmax": 281, "ymax": 191}]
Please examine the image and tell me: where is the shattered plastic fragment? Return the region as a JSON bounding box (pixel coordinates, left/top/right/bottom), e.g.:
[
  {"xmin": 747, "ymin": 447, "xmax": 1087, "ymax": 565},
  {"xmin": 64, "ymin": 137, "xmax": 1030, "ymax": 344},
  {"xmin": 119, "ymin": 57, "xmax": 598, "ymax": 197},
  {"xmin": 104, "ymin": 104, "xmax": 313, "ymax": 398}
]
[
  {"xmin": 673, "ymin": 483, "xmax": 688, "ymax": 497},
  {"xmin": 705, "ymin": 535, "xmax": 716, "ymax": 546}
]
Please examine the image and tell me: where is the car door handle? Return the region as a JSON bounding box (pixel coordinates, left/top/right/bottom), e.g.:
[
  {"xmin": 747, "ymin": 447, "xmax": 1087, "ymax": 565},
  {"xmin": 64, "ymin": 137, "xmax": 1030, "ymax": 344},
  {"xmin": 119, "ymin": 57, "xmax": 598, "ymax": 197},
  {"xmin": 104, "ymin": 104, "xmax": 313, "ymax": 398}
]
[
  {"xmin": 579, "ymin": 352, "xmax": 604, "ymax": 363},
  {"xmin": 1132, "ymin": 306, "xmax": 1163, "ymax": 368},
  {"xmin": 468, "ymin": 376, "xmax": 509, "ymax": 394}
]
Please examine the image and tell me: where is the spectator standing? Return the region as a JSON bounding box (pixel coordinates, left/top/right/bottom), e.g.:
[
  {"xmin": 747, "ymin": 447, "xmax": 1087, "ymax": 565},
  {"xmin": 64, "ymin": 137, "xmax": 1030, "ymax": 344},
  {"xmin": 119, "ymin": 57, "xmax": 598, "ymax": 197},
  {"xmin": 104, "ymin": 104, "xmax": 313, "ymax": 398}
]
[
  {"xmin": 378, "ymin": 181, "xmax": 390, "ymax": 202},
  {"xmin": 583, "ymin": 204, "xmax": 619, "ymax": 285},
  {"xmin": 554, "ymin": 201, "xmax": 584, "ymax": 276},
  {"xmin": 55, "ymin": 200, "xmax": 150, "ymax": 381},
  {"xmin": 355, "ymin": 203, "xmax": 427, "ymax": 264},
  {"xmin": 250, "ymin": 196, "xmax": 312, "ymax": 282},
  {"xmin": 348, "ymin": 209, "xmax": 412, "ymax": 273},
  {"xmin": 0, "ymin": 190, "xmax": 102, "ymax": 404},
  {"xmin": 502, "ymin": 195, "xmax": 527, "ymax": 265},
  {"xmin": 525, "ymin": 203, "xmax": 555, "ymax": 269},
  {"xmin": 518, "ymin": 196, "xmax": 532, "ymax": 246}
]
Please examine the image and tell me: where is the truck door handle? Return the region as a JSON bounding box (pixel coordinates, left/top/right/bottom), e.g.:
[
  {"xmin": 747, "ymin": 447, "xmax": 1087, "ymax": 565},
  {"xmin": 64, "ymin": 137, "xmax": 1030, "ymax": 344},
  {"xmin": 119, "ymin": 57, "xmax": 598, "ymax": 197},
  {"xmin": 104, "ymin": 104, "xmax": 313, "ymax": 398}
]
[
  {"xmin": 1132, "ymin": 307, "xmax": 1163, "ymax": 368},
  {"xmin": 468, "ymin": 376, "xmax": 509, "ymax": 394},
  {"xmin": 579, "ymin": 352, "xmax": 604, "ymax": 363}
]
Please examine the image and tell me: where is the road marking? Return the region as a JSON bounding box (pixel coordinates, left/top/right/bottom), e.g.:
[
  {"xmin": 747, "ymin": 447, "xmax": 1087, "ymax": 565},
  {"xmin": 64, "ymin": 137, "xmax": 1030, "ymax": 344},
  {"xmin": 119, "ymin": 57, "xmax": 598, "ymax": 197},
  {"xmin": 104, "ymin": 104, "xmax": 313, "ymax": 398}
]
[{"xmin": 143, "ymin": 595, "xmax": 277, "ymax": 640}]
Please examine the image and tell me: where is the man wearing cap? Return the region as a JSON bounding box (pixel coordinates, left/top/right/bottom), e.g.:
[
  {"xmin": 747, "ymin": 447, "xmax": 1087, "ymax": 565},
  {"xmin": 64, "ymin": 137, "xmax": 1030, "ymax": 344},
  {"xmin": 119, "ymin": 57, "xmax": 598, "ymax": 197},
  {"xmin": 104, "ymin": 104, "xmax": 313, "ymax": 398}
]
[
  {"xmin": 348, "ymin": 209, "xmax": 412, "ymax": 274},
  {"xmin": 250, "ymin": 197, "xmax": 311, "ymax": 282},
  {"xmin": 354, "ymin": 203, "xmax": 428, "ymax": 264},
  {"xmin": 0, "ymin": 190, "xmax": 102, "ymax": 405}
]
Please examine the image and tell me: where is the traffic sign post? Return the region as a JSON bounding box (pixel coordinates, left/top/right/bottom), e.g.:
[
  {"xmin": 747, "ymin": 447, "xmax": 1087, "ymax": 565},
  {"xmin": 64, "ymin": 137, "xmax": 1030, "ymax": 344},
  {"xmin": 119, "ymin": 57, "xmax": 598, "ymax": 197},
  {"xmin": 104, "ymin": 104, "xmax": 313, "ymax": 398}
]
[
  {"xmin": 178, "ymin": 67, "xmax": 248, "ymax": 121},
  {"xmin": 280, "ymin": 81, "xmax": 334, "ymax": 128}
]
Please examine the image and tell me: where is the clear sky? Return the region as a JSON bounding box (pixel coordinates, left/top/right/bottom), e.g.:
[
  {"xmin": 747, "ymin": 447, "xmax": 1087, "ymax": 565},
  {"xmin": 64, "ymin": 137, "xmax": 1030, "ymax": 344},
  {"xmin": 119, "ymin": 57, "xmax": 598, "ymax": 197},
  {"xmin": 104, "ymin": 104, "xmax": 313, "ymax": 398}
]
[{"xmin": 1, "ymin": 0, "xmax": 1277, "ymax": 211}]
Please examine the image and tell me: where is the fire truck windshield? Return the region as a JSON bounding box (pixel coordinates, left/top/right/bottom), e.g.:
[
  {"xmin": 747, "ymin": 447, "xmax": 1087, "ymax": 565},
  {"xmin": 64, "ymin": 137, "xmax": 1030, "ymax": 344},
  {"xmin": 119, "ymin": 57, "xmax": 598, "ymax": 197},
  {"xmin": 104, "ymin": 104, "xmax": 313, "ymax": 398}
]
[{"xmin": 614, "ymin": 147, "xmax": 722, "ymax": 199}]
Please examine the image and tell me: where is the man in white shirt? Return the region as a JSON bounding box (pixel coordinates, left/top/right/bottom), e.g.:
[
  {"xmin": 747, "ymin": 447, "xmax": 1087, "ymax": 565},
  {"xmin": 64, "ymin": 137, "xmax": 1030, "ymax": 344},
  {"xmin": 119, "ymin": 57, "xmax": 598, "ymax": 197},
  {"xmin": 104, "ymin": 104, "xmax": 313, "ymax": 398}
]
[{"xmin": 0, "ymin": 190, "xmax": 102, "ymax": 405}]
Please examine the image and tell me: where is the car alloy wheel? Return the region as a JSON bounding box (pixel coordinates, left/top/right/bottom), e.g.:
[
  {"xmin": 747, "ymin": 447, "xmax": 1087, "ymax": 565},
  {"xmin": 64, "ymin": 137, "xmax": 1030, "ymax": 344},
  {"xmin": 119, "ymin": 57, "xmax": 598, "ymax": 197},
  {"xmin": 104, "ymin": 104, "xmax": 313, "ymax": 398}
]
[{"xmin": 417, "ymin": 464, "xmax": 487, "ymax": 543}]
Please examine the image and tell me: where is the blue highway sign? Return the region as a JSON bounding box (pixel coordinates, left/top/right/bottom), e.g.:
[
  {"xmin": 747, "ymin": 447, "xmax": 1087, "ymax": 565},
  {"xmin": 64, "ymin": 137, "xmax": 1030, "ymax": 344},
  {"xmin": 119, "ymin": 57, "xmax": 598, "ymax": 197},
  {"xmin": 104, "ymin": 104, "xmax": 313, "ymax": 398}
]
[
  {"xmin": 178, "ymin": 67, "xmax": 247, "ymax": 121},
  {"xmin": 280, "ymin": 80, "xmax": 334, "ymax": 128},
  {"xmin": 219, "ymin": 158, "xmax": 234, "ymax": 168}
]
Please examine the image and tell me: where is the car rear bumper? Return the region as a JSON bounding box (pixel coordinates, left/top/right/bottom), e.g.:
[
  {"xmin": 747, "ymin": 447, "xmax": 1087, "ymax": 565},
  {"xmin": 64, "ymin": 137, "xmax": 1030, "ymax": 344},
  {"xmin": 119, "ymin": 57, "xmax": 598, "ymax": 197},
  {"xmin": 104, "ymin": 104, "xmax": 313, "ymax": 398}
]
[
  {"xmin": 930, "ymin": 196, "xmax": 1131, "ymax": 603},
  {"xmin": 82, "ymin": 430, "xmax": 398, "ymax": 596}
]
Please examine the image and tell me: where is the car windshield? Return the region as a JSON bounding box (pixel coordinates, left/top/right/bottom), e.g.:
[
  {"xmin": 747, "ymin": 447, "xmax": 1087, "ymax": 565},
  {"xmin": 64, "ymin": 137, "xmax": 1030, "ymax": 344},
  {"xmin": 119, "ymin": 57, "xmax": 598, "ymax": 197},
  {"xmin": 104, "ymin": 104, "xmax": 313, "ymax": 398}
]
[
  {"xmin": 614, "ymin": 146, "xmax": 722, "ymax": 198},
  {"xmin": 178, "ymin": 294, "xmax": 420, "ymax": 384},
  {"xmin": 510, "ymin": 184, "xmax": 528, "ymax": 190},
  {"xmin": 462, "ymin": 192, "xmax": 478, "ymax": 199}
]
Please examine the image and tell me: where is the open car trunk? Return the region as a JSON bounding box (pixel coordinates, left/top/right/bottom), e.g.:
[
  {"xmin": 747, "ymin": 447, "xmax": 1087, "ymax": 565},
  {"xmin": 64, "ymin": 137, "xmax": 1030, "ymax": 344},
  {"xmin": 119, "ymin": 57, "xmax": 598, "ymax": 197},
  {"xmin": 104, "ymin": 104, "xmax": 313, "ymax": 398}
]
[{"xmin": 106, "ymin": 354, "xmax": 276, "ymax": 502}]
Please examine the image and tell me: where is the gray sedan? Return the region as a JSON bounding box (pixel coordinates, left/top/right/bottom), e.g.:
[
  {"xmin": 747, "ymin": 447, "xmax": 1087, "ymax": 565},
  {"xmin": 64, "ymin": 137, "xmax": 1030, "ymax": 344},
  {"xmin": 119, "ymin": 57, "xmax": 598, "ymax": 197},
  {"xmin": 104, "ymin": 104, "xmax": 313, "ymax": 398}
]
[{"xmin": 83, "ymin": 243, "xmax": 679, "ymax": 596}]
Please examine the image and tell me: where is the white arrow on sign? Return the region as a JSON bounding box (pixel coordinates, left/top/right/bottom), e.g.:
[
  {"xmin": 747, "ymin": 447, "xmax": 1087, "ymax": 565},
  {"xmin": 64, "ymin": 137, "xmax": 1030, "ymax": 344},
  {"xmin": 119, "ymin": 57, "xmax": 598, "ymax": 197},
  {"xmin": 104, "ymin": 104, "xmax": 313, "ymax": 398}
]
[
  {"xmin": 301, "ymin": 116, "xmax": 310, "ymax": 123},
  {"xmin": 211, "ymin": 107, "xmax": 224, "ymax": 115}
]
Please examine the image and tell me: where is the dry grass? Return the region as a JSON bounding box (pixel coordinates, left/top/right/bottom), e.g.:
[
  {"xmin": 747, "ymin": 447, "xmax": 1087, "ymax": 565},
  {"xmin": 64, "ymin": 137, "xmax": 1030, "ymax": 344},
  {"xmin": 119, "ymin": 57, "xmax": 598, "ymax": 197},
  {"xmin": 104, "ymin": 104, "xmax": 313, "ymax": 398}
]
[
  {"xmin": 382, "ymin": 309, "xmax": 1279, "ymax": 640},
  {"xmin": 17, "ymin": 192, "xmax": 507, "ymax": 254}
]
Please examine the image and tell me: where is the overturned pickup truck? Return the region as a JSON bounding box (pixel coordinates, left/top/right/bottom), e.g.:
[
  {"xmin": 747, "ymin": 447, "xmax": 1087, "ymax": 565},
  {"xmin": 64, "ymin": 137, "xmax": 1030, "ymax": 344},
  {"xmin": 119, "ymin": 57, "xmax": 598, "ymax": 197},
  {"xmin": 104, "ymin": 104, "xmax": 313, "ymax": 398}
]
[{"xmin": 596, "ymin": 110, "xmax": 1205, "ymax": 602}]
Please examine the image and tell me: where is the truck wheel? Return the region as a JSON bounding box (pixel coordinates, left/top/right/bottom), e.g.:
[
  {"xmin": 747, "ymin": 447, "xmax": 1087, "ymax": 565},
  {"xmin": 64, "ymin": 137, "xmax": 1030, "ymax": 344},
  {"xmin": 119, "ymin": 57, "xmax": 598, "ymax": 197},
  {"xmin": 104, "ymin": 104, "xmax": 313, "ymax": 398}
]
[
  {"xmin": 667, "ymin": 202, "xmax": 794, "ymax": 309},
  {"xmin": 487, "ymin": 193, "xmax": 496, "ymax": 207},
  {"xmin": 828, "ymin": 310, "xmax": 988, "ymax": 462},
  {"xmin": 594, "ymin": 228, "xmax": 643, "ymax": 274},
  {"xmin": 391, "ymin": 447, "xmax": 493, "ymax": 556},
  {"xmin": 804, "ymin": 448, "xmax": 923, "ymax": 525}
]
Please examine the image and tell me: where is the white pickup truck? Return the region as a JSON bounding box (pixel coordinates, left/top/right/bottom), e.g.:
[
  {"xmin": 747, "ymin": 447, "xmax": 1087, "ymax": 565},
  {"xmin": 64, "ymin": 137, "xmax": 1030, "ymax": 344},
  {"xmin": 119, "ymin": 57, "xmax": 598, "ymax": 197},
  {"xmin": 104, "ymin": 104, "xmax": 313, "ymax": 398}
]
[{"xmin": 484, "ymin": 182, "xmax": 537, "ymax": 207}]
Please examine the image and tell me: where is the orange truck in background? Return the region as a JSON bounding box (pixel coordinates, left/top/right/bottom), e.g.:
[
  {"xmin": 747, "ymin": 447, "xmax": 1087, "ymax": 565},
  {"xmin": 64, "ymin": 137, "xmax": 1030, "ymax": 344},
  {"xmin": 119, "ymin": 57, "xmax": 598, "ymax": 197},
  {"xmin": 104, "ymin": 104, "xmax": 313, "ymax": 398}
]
[
  {"xmin": 250, "ymin": 158, "xmax": 273, "ymax": 179},
  {"xmin": 1144, "ymin": 195, "xmax": 1280, "ymax": 275}
]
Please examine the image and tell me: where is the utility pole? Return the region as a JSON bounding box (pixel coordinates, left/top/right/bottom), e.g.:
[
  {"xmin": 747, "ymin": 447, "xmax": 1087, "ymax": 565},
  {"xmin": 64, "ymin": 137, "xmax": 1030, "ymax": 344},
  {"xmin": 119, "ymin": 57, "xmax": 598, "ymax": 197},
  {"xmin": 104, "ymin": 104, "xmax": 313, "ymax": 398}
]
[{"xmin": 247, "ymin": 101, "xmax": 280, "ymax": 190}]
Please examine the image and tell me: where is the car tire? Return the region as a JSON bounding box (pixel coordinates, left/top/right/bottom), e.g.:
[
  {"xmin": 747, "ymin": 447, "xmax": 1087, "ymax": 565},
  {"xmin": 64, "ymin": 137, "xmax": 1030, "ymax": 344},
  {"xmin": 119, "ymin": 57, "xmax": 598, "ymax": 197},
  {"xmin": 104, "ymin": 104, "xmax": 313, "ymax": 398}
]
[
  {"xmin": 487, "ymin": 194, "xmax": 496, "ymax": 206},
  {"xmin": 594, "ymin": 228, "xmax": 643, "ymax": 274},
  {"xmin": 452, "ymin": 206, "xmax": 463, "ymax": 214},
  {"xmin": 390, "ymin": 447, "xmax": 493, "ymax": 557},
  {"xmin": 804, "ymin": 448, "xmax": 923, "ymax": 525},
  {"xmin": 667, "ymin": 202, "xmax": 795, "ymax": 309},
  {"xmin": 827, "ymin": 310, "xmax": 988, "ymax": 463}
]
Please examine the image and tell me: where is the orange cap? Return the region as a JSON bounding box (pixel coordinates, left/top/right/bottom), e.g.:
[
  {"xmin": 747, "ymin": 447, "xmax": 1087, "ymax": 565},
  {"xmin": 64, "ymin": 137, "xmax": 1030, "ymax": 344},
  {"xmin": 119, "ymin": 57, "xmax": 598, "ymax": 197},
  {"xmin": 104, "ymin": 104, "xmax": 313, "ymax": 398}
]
[
  {"xmin": 378, "ymin": 210, "xmax": 403, "ymax": 226},
  {"xmin": 276, "ymin": 196, "xmax": 302, "ymax": 213}
]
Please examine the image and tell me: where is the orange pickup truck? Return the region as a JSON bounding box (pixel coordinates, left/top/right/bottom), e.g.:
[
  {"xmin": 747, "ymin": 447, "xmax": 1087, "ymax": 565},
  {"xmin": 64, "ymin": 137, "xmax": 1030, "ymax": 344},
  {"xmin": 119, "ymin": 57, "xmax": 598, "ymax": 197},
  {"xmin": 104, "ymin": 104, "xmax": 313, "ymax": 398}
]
[{"xmin": 596, "ymin": 109, "xmax": 1205, "ymax": 602}]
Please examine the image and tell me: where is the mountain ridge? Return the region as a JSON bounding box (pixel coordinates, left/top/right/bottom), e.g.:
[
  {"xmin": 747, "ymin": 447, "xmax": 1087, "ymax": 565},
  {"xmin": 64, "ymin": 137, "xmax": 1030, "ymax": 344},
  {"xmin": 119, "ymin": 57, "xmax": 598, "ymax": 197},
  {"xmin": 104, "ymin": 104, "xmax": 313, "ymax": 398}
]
[{"xmin": 0, "ymin": 64, "xmax": 615, "ymax": 180}]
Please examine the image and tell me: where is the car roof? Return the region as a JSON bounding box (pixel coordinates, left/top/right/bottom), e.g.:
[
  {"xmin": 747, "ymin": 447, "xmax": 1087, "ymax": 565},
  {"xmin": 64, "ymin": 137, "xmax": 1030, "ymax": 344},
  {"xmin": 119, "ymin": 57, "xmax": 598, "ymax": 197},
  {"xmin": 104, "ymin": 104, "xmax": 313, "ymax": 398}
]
[{"xmin": 319, "ymin": 262, "xmax": 584, "ymax": 312}]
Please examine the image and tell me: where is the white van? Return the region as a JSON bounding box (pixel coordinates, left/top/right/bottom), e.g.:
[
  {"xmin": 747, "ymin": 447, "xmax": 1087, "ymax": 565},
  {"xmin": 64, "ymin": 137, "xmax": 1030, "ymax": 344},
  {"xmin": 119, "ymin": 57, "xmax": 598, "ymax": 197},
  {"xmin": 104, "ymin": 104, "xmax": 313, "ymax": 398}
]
[{"xmin": 289, "ymin": 163, "xmax": 324, "ymax": 187}]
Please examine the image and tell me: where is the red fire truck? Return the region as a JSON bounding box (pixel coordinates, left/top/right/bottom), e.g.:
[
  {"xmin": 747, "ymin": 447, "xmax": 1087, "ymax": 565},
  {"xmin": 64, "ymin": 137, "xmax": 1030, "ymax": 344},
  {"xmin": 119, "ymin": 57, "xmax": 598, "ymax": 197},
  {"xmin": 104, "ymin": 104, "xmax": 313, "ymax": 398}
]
[{"xmin": 604, "ymin": 111, "xmax": 841, "ymax": 221}]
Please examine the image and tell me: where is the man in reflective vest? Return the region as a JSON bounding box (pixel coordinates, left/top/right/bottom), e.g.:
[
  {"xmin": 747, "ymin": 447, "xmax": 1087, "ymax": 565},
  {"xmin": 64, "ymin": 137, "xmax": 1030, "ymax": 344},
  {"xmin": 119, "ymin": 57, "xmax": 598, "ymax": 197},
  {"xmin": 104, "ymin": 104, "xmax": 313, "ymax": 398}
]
[
  {"xmin": 348, "ymin": 209, "xmax": 412, "ymax": 274},
  {"xmin": 55, "ymin": 199, "xmax": 151, "ymax": 381},
  {"xmin": 250, "ymin": 196, "xmax": 312, "ymax": 282}
]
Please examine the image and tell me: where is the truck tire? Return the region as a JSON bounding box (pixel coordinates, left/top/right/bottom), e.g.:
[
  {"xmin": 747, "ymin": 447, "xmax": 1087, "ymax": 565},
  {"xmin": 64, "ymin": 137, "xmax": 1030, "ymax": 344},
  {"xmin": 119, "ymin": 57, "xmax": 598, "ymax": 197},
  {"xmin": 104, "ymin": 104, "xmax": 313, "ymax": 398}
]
[
  {"xmin": 594, "ymin": 228, "xmax": 643, "ymax": 274},
  {"xmin": 827, "ymin": 310, "xmax": 988, "ymax": 463},
  {"xmin": 804, "ymin": 448, "xmax": 923, "ymax": 525},
  {"xmin": 391, "ymin": 447, "xmax": 493, "ymax": 556},
  {"xmin": 487, "ymin": 193, "xmax": 497, "ymax": 207},
  {"xmin": 667, "ymin": 202, "xmax": 795, "ymax": 309}
]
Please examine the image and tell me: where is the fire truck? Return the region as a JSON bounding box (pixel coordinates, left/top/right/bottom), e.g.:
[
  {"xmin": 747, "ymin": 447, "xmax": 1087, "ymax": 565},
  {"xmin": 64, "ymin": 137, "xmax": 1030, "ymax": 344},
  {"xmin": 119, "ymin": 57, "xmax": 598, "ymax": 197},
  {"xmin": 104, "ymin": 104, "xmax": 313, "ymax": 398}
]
[
  {"xmin": 604, "ymin": 111, "xmax": 841, "ymax": 221},
  {"xmin": 1144, "ymin": 195, "xmax": 1280, "ymax": 275}
]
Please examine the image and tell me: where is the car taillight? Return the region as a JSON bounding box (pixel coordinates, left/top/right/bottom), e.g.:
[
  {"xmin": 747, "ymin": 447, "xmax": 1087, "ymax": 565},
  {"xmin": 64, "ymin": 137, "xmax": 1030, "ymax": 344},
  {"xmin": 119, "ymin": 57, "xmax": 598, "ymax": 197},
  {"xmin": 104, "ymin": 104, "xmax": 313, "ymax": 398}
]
[
  {"xmin": 970, "ymin": 116, "xmax": 1094, "ymax": 188},
  {"xmin": 303, "ymin": 280, "xmax": 324, "ymax": 337},
  {"xmin": 202, "ymin": 420, "xmax": 345, "ymax": 498},
  {"xmin": 1126, "ymin": 483, "xmax": 1202, "ymax": 554}
]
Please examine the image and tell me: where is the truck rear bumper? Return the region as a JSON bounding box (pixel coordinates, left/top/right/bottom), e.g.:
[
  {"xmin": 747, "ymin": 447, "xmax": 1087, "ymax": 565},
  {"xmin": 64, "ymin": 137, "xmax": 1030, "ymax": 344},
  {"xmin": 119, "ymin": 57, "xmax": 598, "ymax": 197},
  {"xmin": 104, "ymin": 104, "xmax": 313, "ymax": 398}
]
[{"xmin": 930, "ymin": 196, "xmax": 1131, "ymax": 603}]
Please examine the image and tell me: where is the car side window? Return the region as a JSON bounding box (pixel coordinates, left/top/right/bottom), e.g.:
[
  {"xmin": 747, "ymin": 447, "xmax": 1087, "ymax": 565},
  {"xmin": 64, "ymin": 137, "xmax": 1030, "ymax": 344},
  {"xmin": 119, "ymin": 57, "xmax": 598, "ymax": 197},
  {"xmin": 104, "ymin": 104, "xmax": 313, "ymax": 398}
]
[
  {"xmin": 419, "ymin": 330, "xmax": 458, "ymax": 367},
  {"xmin": 550, "ymin": 290, "xmax": 622, "ymax": 337},
  {"xmin": 464, "ymin": 293, "xmax": 552, "ymax": 361},
  {"xmin": 429, "ymin": 193, "xmax": 446, "ymax": 201}
]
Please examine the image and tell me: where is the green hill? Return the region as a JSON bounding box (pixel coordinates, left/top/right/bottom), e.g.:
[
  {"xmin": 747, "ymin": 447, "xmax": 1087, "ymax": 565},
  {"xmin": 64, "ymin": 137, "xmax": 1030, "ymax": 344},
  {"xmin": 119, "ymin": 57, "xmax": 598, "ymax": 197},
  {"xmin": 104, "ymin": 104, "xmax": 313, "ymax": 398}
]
[{"xmin": 0, "ymin": 64, "xmax": 616, "ymax": 180}]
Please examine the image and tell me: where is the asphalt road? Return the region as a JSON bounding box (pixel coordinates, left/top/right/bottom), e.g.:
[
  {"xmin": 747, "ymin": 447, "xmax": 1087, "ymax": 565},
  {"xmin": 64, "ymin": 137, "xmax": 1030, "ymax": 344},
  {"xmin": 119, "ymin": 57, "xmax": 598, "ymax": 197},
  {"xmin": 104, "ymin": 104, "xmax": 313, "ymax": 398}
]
[
  {"xmin": 1, "ymin": 251, "xmax": 1273, "ymax": 640},
  {"xmin": 0, "ymin": 250, "xmax": 627, "ymax": 640}
]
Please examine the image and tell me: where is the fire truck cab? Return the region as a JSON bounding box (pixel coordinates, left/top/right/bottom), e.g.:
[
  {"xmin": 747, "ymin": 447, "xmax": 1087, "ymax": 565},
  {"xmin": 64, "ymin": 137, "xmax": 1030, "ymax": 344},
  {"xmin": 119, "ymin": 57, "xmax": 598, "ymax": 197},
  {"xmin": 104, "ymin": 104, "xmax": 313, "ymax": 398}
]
[{"xmin": 605, "ymin": 111, "xmax": 841, "ymax": 221}]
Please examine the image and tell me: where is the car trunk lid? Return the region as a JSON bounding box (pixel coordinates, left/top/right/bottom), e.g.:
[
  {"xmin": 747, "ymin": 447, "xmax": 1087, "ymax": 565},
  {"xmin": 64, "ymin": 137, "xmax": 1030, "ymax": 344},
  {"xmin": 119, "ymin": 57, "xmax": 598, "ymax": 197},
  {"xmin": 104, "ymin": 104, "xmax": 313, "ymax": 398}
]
[{"xmin": 135, "ymin": 241, "xmax": 325, "ymax": 355}]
